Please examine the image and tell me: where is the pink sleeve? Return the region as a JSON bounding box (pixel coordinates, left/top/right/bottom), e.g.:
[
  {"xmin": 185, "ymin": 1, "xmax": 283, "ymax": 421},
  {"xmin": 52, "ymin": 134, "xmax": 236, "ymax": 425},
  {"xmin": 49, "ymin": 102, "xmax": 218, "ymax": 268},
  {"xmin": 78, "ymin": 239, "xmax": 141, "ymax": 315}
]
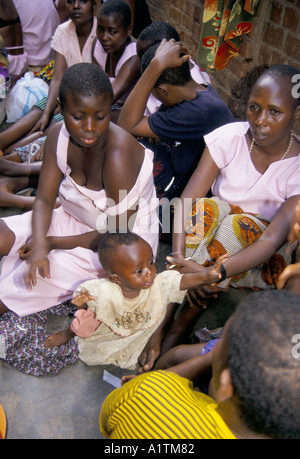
[{"xmin": 204, "ymin": 121, "xmax": 248, "ymax": 169}]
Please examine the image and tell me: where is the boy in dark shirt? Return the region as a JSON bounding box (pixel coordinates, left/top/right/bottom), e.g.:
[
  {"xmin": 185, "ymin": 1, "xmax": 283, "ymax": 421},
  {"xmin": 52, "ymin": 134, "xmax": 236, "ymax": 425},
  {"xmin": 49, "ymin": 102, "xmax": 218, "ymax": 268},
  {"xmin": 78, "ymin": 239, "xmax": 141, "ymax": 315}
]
[{"xmin": 118, "ymin": 39, "xmax": 234, "ymax": 210}]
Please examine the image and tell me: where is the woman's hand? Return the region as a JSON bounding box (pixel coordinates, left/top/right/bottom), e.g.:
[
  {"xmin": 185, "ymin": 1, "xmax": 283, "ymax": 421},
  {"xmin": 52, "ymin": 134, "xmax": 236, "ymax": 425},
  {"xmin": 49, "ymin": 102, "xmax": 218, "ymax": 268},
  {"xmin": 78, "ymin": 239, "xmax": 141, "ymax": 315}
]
[{"xmin": 19, "ymin": 239, "xmax": 51, "ymax": 288}]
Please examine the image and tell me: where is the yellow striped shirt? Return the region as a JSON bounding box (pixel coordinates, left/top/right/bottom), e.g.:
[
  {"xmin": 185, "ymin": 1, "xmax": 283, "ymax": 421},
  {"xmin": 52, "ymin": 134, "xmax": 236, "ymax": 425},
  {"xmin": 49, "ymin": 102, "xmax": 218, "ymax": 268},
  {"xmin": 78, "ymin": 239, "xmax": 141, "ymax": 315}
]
[{"xmin": 100, "ymin": 370, "xmax": 236, "ymax": 439}]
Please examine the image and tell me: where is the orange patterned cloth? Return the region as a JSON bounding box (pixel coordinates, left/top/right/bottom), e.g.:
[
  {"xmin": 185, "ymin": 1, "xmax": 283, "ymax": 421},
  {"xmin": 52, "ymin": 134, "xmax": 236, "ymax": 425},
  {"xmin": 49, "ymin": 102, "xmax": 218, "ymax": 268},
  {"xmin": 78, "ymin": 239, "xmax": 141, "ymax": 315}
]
[
  {"xmin": 198, "ymin": 0, "xmax": 260, "ymax": 71},
  {"xmin": 0, "ymin": 404, "xmax": 6, "ymax": 440},
  {"xmin": 185, "ymin": 197, "xmax": 291, "ymax": 290}
]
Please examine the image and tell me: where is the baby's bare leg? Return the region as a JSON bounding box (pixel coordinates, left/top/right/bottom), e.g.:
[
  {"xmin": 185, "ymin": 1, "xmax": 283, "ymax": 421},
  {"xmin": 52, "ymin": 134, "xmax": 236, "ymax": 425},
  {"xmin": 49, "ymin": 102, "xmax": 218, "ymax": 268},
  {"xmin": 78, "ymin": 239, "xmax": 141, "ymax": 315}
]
[{"xmin": 44, "ymin": 325, "xmax": 75, "ymax": 348}]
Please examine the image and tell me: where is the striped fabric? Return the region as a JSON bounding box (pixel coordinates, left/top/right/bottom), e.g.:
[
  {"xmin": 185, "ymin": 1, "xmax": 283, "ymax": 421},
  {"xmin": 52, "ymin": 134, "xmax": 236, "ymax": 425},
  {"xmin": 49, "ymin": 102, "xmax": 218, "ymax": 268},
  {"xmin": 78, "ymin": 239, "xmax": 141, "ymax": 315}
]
[{"xmin": 100, "ymin": 371, "xmax": 236, "ymax": 439}]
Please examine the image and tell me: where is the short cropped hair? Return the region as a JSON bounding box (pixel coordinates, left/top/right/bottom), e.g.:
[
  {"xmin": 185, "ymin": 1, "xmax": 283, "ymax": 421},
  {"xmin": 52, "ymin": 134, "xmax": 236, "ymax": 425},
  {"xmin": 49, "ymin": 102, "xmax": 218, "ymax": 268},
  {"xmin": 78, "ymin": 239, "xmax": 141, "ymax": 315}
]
[
  {"xmin": 98, "ymin": 232, "xmax": 142, "ymax": 273},
  {"xmin": 98, "ymin": 0, "xmax": 131, "ymax": 29},
  {"xmin": 138, "ymin": 21, "xmax": 180, "ymax": 58},
  {"xmin": 228, "ymin": 289, "xmax": 300, "ymax": 439},
  {"xmin": 59, "ymin": 63, "xmax": 113, "ymax": 110},
  {"xmin": 258, "ymin": 64, "xmax": 300, "ymax": 107},
  {"xmin": 141, "ymin": 42, "xmax": 191, "ymax": 87}
]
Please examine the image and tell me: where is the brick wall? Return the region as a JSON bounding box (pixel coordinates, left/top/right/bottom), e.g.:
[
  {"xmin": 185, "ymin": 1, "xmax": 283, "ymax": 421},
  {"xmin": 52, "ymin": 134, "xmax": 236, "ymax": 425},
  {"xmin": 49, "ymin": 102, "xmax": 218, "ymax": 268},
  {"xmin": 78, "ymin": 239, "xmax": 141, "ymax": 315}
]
[{"xmin": 146, "ymin": 0, "xmax": 300, "ymax": 124}]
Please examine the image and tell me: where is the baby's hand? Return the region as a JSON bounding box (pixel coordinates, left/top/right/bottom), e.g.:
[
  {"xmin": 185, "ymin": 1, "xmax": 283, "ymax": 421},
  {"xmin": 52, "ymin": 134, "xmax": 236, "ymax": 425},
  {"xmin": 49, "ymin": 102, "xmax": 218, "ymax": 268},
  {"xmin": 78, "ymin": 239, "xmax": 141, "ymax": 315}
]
[
  {"xmin": 72, "ymin": 289, "xmax": 97, "ymax": 309},
  {"xmin": 207, "ymin": 253, "xmax": 229, "ymax": 282}
]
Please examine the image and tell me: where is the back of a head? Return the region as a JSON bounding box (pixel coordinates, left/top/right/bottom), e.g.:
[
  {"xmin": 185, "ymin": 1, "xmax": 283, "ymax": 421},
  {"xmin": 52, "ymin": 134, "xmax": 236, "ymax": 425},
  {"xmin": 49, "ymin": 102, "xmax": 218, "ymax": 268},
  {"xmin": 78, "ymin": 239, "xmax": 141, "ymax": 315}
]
[
  {"xmin": 138, "ymin": 21, "xmax": 180, "ymax": 58},
  {"xmin": 141, "ymin": 42, "xmax": 191, "ymax": 87},
  {"xmin": 99, "ymin": 0, "xmax": 131, "ymax": 29},
  {"xmin": 228, "ymin": 290, "xmax": 300, "ymax": 439},
  {"xmin": 59, "ymin": 62, "xmax": 113, "ymax": 110}
]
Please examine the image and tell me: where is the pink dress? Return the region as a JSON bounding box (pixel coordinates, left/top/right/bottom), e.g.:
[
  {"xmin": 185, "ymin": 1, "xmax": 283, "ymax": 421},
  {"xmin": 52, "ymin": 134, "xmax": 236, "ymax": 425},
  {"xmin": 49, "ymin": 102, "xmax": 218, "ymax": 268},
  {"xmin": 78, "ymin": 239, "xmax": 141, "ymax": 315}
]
[
  {"xmin": 51, "ymin": 18, "xmax": 97, "ymax": 66},
  {"xmin": 13, "ymin": 0, "xmax": 60, "ymax": 67},
  {"xmin": 0, "ymin": 124, "xmax": 159, "ymax": 317},
  {"xmin": 93, "ymin": 40, "xmax": 137, "ymax": 105},
  {"xmin": 206, "ymin": 121, "xmax": 300, "ymax": 220}
]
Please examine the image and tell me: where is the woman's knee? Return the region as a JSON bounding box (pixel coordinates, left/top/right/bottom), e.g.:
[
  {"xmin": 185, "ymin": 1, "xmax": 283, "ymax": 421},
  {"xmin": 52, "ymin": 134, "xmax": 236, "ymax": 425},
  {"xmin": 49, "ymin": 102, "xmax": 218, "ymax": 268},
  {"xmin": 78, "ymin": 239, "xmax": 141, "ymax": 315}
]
[{"xmin": 0, "ymin": 220, "xmax": 15, "ymax": 257}]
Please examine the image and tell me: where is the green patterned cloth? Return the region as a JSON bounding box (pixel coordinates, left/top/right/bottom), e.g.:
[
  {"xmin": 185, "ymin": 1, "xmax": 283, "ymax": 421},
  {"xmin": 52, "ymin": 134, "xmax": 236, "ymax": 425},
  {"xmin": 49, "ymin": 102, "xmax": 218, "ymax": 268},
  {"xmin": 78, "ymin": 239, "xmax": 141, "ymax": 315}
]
[{"xmin": 198, "ymin": 0, "xmax": 260, "ymax": 71}]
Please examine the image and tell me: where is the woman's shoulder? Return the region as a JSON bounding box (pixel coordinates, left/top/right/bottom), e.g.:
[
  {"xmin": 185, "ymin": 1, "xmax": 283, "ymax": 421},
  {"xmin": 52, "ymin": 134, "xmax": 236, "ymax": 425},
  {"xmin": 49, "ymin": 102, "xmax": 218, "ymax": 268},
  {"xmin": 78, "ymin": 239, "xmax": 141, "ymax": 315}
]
[
  {"xmin": 105, "ymin": 123, "xmax": 145, "ymax": 165},
  {"xmin": 121, "ymin": 39, "xmax": 137, "ymax": 59},
  {"xmin": 46, "ymin": 120, "xmax": 64, "ymax": 142},
  {"xmin": 205, "ymin": 121, "xmax": 249, "ymax": 141},
  {"xmin": 53, "ymin": 19, "xmax": 73, "ymax": 36}
]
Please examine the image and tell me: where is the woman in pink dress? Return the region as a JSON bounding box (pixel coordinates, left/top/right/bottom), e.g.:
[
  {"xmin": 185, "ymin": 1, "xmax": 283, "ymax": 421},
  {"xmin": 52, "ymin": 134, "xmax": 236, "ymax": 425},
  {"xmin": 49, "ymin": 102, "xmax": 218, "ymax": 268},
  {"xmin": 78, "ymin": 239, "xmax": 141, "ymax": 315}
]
[
  {"xmin": 0, "ymin": 62, "xmax": 158, "ymax": 319},
  {"xmin": 143, "ymin": 64, "xmax": 300, "ymax": 361},
  {"xmin": 92, "ymin": 0, "xmax": 140, "ymax": 123}
]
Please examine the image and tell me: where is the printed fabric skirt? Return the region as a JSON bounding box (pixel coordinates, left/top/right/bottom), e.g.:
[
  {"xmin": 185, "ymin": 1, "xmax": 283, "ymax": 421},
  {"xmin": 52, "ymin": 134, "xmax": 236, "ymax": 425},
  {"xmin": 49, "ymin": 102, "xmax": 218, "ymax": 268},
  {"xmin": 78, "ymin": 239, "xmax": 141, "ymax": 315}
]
[
  {"xmin": 0, "ymin": 302, "xmax": 79, "ymax": 376},
  {"xmin": 184, "ymin": 197, "xmax": 292, "ymax": 290}
]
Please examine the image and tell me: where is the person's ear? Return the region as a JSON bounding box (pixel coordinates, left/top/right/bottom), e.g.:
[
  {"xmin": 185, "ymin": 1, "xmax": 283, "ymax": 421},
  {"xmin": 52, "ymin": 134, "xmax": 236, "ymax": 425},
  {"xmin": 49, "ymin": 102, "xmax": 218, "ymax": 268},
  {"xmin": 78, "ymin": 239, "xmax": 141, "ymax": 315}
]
[
  {"xmin": 293, "ymin": 105, "xmax": 300, "ymax": 122},
  {"xmin": 108, "ymin": 273, "xmax": 122, "ymax": 286},
  {"xmin": 57, "ymin": 98, "xmax": 62, "ymax": 114},
  {"xmin": 215, "ymin": 368, "xmax": 234, "ymax": 403},
  {"xmin": 157, "ymin": 85, "xmax": 168, "ymax": 98},
  {"xmin": 126, "ymin": 24, "xmax": 133, "ymax": 38}
]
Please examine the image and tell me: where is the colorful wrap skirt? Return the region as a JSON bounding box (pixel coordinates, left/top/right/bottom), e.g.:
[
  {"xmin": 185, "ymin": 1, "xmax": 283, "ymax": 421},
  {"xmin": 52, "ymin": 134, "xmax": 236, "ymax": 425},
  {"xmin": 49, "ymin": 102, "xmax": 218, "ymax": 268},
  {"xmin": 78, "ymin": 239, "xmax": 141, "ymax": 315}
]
[
  {"xmin": 0, "ymin": 302, "xmax": 79, "ymax": 376},
  {"xmin": 185, "ymin": 197, "xmax": 291, "ymax": 290}
]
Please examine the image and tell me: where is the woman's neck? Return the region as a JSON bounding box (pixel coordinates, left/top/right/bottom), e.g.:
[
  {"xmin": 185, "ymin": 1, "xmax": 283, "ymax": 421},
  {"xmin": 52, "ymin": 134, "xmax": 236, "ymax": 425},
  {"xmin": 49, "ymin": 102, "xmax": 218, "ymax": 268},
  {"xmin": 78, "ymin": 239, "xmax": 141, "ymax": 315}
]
[{"xmin": 75, "ymin": 17, "xmax": 94, "ymax": 39}]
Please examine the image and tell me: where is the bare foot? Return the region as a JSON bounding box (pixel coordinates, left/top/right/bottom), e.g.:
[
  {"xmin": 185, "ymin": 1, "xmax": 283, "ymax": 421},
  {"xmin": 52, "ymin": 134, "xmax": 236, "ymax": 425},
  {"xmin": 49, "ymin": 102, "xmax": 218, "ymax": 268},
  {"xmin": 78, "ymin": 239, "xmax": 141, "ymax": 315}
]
[{"xmin": 45, "ymin": 327, "xmax": 75, "ymax": 348}]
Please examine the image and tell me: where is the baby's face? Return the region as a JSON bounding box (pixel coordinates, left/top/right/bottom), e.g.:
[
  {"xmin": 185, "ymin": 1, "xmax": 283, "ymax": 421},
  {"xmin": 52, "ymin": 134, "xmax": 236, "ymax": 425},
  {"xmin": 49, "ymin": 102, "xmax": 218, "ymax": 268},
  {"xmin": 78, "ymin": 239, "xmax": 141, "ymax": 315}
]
[{"xmin": 114, "ymin": 240, "xmax": 157, "ymax": 296}]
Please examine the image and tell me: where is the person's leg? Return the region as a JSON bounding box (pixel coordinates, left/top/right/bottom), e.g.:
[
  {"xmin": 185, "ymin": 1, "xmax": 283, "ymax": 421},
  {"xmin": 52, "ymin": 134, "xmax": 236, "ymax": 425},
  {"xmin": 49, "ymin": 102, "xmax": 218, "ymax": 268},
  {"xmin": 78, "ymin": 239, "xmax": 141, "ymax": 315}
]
[
  {"xmin": 0, "ymin": 176, "xmax": 38, "ymax": 209},
  {"xmin": 155, "ymin": 342, "xmax": 207, "ymax": 369},
  {"xmin": 44, "ymin": 324, "xmax": 75, "ymax": 348},
  {"xmin": 159, "ymin": 299, "xmax": 206, "ymax": 355},
  {"xmin": 0, "ymin": 155, "xmax": 42, "ymax": 177},
  {"xmin": 0, "ymin": 107, "xmax": 42, "ymax": 154}
]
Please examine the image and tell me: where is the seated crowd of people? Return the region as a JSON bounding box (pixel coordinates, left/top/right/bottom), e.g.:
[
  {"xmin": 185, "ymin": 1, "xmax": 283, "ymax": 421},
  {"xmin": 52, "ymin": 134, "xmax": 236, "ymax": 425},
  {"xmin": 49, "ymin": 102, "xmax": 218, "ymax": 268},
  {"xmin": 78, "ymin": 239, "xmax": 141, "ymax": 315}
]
[{"xmin": 0, "ymin": 0, "xmax": 300, "ymax": 441}]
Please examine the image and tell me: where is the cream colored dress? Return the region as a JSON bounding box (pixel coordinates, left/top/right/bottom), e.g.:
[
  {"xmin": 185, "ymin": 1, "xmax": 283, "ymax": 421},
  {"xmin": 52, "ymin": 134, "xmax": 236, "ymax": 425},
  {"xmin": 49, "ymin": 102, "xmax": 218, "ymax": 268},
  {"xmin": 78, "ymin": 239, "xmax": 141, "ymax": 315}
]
[{"xmin": 75, "ymin": 270, "xmax": 186, "ymax": 370}]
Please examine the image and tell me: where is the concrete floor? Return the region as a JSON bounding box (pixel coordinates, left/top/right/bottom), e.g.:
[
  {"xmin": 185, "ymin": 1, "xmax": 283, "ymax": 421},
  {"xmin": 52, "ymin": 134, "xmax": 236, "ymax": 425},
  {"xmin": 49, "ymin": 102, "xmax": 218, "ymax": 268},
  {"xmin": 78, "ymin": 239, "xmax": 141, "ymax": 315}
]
[{"xmin": 0, "ymin": 204, "xmax": 249, "ymax": 439}]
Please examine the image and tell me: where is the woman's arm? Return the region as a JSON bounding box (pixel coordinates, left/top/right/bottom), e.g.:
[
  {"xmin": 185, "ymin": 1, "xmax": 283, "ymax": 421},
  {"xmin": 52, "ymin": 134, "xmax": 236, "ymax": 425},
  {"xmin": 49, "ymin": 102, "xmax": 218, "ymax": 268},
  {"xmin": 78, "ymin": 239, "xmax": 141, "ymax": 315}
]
[
  {"xmin": 117, "ymin": 39, "xmax": 190, "ymax": 138},
  {"xmin": 111, "ymin": 54, "xmax": 140, "ymax": 103},
  {"xmin": 31, "ymin": 52, "xmax": 67, "ymax": 134},
  {"xmin": 26, "ymin": 123, "xmax": 64, "ymax": 286},
  {"xmin": 102, "ymin": 126, "xmax": 145, "ymax": 231},
  {"xmin": 165, "ymin": 354, "xmax": 213, "ymax": 384},
  {"xmin": 222, "ymin": 195, "xmax": 300, "ymax": 279}
]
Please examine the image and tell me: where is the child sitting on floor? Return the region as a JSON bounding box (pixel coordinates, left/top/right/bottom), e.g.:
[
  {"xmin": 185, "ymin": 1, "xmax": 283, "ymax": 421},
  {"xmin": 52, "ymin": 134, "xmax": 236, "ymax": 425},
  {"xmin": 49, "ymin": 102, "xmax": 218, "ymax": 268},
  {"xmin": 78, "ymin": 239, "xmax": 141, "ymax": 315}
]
[
  {"xmin": 92, "ymin": 0, "xmax": 140, "ymax": 123},
  {"xmin": 46, "ymin": 232, "xmax": 227, "ymax": 371}
]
